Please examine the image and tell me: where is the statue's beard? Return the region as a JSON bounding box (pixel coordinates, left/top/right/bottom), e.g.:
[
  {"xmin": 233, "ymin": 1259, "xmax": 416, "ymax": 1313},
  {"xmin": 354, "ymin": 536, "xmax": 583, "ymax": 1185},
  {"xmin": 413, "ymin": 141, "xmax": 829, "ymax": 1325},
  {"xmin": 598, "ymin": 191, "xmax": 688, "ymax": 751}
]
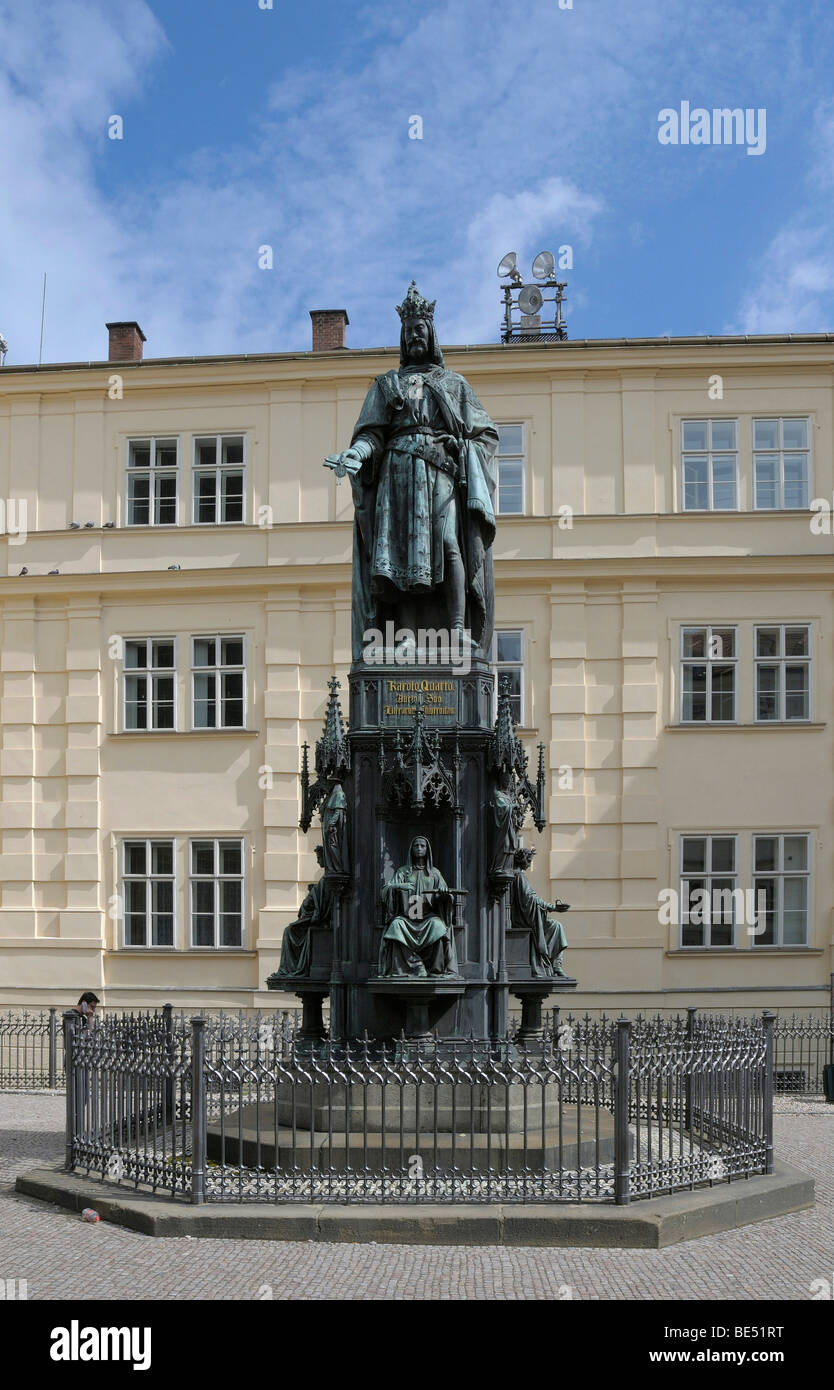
[
  {"xmin": 403, "ymin": 323, "xmax": 430, "ymax": 363},
  {"xmin": 400, "ymin": 317, "xmax": 442, "ymax": 369}
]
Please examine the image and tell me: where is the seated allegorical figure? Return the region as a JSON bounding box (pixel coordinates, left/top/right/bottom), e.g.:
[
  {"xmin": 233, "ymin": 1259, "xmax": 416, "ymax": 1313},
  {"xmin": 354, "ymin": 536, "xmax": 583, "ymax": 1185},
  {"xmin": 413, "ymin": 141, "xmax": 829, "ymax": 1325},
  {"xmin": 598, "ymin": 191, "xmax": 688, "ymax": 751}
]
[
  {"xmin": 268, "ymin": 845, "xmax": 332, "ymax": 981},
  {"xmin": 510, "ymin": 847, "xmax": 570, "ymax": 979},
  {"xmin": 378, "ymin": 836, "xmax": 459, "ymax": 979}
]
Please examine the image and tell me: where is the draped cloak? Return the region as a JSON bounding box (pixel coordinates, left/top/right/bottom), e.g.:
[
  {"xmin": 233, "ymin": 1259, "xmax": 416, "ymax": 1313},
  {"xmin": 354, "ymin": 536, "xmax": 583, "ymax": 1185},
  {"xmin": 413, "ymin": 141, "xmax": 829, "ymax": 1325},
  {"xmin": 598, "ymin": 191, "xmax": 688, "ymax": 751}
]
[
  {"xmin": 379, "ymin": 838, "xmax": 458, "ymax": 977},
  {"xmin": 348, "ymin": 329, "xmax": 498, "ymax": 659},
  {"xmin": 273, "ymin": 875, "xmax": 332, "ymax": 979},
  {"xmin": 489, "ymin": 786, "xmax": 520, "ymax": 876},
  {"xmin": 510, "ymin": 871, "xmax": 568, "ymax": 979}
]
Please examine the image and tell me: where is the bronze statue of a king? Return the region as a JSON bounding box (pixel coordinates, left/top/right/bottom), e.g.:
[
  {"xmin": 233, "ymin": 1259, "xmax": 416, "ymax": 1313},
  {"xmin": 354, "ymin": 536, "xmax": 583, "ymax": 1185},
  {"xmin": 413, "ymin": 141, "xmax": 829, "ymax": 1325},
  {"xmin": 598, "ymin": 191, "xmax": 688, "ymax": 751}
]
[
  {"xmin": 277, "ymin": 282, "xmax": 577, "ymax": 1042},
  {"xmin": 324, "ymin": 282, "xmax": 499, "ymax": 662}
]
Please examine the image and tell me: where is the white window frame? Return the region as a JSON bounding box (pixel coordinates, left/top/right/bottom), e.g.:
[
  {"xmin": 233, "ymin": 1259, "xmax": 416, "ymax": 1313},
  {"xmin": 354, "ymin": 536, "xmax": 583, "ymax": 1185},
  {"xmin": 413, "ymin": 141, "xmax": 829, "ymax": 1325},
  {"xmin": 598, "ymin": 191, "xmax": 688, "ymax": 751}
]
[
  {"xmin": 679, "ymin": 833, "xmax": 738, "ymax": 949},
  {"xmin": 121, "ymin": 838, "xmax": 177, "ymax": 949},
  {"xmin": 754, "ymin": 624, "xmax": 812, "ymax": 723},
  {"xmin": 188, "ymin": 838, "xmax": 246, "ymax": 949},
  {"xmin": 752, "ymin": 417, "xmax": 811, "ymax": 510},
  {"xmin": 493, "ymin": 628, "xmax": 525, "ymax": 724},
  {"xmin": 751, "ymin": 832, "xmax": 811, "ymax": 948},
  {"xmin": 190, "ymin": 635, "xmax": 246, "ymax": 730},
  {"xmin": 495, "ymin": 423, "xmax": 526, "ymax": 516},
  {"xmin": 192, "ymin": 433, "xmax": 246, "ymax": 525},
  {"xmin": 679, "ymin": 625, "xmax": 738, "ymax": 724},
  {"xmin": 122, "ymin": 637, "xmax": 178, "ymax": 732},
  {"xmin": 125, "ymin": 437, "xmax": 179, "ymax": 527},
  {"xmin": 680, "ymin": 419, "xmax": 739, "ymax": 512}
]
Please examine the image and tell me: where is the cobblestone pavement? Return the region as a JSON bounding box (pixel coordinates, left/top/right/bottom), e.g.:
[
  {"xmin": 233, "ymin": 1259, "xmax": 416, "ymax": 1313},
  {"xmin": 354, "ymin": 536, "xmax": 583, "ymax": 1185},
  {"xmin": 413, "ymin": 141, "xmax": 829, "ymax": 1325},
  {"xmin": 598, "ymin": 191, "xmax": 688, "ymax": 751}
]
[{"xmin": 0, "ymin": 1093, "xmax": 831, "ymax": 1301}]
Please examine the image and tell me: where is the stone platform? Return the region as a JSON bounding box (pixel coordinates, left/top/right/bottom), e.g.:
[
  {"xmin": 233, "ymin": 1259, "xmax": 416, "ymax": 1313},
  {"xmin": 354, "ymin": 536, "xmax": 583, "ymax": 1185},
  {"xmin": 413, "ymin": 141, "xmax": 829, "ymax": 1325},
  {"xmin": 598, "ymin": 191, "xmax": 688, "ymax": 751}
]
[
  {"xmin": 223, "ymin": 1080, "xmax": 583, "ymax": 1134},
  {"xmin": 15, "ymin": 1161, "xmax": 815, "ymax": 1248},
  {"xmin": 205, "ymin": 1102, "xmax": 617, "ymax": 1172}
]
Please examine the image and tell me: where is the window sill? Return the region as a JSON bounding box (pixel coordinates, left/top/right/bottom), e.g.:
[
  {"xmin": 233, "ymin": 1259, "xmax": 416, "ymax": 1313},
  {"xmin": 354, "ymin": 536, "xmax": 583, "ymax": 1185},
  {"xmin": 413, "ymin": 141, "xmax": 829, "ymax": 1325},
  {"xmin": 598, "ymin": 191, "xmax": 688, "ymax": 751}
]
[
  {"xmin": 109, "ymin": 729, "xmax": 260, "ymax": 739},
  {"xmin": 121, "ymin": 522, "xmax": 247, "ymax": 531},
  {"xmin": 674, "ymin": 508, "xmax": 810, "ymax": 517},
  {"xmin": 110, "ymin": 948, "xmax": 257, "ymax": 956},
  {"xmin": 666, "ymin": 947, "xmax": 822, "ymax": 956},
  {"xmin": 667, "ymin": 722, "xmax": 824, "ymax": 733}
]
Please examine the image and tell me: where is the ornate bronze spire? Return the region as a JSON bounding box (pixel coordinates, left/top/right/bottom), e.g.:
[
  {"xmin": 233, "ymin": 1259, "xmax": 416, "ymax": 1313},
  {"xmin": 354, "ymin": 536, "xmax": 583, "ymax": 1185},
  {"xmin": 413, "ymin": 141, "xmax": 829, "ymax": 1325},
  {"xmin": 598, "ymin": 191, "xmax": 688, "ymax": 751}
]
[{"xmin": 315, "ymin": 676, "xmax": 350, "ymax": 781}]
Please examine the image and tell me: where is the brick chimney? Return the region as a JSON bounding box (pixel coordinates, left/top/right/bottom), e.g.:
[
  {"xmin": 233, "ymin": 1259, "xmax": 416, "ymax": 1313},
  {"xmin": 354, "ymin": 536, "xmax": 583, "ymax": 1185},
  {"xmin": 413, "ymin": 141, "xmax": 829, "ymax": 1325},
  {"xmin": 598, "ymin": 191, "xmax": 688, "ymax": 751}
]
[
  {"xmin": 309, "ymin": 309, "xmax": 349, "ymax": 352},
  {"xmin": 106, "ymin": 321, "xmax": 146, "ymax": 362}
]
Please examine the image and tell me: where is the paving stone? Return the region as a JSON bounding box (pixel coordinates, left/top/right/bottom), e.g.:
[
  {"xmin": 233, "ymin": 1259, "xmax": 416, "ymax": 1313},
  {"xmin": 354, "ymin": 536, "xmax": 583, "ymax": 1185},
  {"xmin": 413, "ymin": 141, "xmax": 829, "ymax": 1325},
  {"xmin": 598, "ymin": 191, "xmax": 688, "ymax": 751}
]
[{"xmin": 0, "ymin": 1093, "xmax": 831, "ymax": 1300}]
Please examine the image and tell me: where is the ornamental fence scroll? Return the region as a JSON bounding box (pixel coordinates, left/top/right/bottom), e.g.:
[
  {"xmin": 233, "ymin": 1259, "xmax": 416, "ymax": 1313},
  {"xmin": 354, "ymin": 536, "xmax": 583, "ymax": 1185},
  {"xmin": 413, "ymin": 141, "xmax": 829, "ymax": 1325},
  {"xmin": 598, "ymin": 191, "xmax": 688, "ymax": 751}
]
[
  {"xmin": 3, "ymin": 1004, "xmax": 831, "ymax": 1092},
  {"xmin": 62, "ymin": 1009, "xmax": 780, "ymax": 1207}
]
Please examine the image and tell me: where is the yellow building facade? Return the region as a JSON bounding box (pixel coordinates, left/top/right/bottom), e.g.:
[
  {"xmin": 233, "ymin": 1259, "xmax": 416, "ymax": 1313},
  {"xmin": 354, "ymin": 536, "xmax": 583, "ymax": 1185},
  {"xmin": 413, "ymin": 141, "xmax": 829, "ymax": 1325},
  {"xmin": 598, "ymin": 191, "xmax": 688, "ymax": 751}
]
[{"xmin": 0, "ymin": 326, "xmax": 832, "ymax": 1014}]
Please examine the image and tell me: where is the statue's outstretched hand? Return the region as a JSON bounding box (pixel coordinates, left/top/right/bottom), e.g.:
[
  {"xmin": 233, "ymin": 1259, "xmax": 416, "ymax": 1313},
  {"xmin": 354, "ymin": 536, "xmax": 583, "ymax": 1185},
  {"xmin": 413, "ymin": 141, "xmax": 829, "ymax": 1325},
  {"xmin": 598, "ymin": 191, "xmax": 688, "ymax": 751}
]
[{"xmin": 324, "ymin": 449, "xmax": 363, "ymax": 478}]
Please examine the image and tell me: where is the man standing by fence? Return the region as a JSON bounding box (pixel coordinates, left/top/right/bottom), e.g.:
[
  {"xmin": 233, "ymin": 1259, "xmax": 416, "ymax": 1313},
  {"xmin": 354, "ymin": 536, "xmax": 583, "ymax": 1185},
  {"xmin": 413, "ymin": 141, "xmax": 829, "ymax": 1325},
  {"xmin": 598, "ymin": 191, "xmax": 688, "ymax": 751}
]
[{"xmin": 65, "ymin": 993, "xmax": 99, "ymax": 1030}]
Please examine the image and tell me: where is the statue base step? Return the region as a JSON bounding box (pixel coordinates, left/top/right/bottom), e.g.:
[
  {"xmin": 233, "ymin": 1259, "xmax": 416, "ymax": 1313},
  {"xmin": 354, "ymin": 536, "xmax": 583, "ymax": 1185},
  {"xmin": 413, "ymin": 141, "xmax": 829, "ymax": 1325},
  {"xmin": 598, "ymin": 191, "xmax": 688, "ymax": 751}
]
[
  {"xmin": 207, "ymin": 1104, "xmax": 617, "ymax": 1173},
  {"xmin": 208, "ymin": 1082, "xmax": 603, "ymax": 1136}
]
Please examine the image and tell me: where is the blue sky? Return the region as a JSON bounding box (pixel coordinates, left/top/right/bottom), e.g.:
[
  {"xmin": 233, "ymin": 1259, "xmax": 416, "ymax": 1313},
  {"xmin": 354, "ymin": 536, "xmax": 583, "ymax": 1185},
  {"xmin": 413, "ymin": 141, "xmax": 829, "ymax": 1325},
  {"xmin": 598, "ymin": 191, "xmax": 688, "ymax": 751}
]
[{"xmin": 1, "ymin": 0, "xmax": 834, "ymax": 364}]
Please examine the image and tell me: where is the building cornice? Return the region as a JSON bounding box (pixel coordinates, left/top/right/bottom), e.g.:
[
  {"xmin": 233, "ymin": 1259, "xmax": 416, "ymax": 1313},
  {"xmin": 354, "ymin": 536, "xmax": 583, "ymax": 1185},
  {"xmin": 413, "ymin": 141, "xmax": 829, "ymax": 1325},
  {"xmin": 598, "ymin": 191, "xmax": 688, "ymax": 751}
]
[
  {"xmin": 1, "ymin": 333, "xmax": 834, "ymax": 397},
  {"xmin": 1, "ymin": 550, "xmax": 833, "ymax": 601}
]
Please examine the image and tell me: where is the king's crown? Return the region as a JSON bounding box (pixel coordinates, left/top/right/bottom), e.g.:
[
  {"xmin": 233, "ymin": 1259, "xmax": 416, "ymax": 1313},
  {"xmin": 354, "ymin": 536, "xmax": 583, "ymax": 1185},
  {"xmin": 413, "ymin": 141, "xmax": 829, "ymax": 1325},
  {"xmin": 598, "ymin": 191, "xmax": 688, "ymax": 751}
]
[{"xmin": 396, "ymin": 281, "xmax": 436, "ymax": 323}]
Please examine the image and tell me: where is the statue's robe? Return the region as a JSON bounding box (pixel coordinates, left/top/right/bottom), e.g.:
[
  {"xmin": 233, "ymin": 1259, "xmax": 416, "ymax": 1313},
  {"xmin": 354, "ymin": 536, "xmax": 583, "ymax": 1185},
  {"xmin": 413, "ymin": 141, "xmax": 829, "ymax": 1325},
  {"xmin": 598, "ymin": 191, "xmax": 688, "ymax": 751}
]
[
  {"xmin": 489, "ymin": 786, "xmax": 519, "ymax": 876},
  {"xmin": 379, "ymin": 840, "xmax": 458, "ymax": 978},
  {"xmin": 349, "ymin": 363, "xmax": 498, "ymax": 658},
  {"xmin": 272, "ymin": 876, "xmax": 332, "ymax": 980},
  {"xmin": 322, "ymin": 783, "xmax": 349, "ymax": 875},
  {"xmin": 510, "ymin": 871, "xmax": 568, "ymax": 978}
]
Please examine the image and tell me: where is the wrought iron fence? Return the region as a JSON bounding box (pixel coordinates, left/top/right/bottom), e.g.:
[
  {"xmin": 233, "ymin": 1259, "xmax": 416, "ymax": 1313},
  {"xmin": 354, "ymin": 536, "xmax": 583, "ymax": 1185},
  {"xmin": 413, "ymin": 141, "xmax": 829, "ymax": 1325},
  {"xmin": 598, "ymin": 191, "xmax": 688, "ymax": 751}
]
[
  {"xmin": 0, "ymin": 1008, "xmax": 62, "ymax": 1089},
  {"xmin": 62, "ymin": 1008, "xmax": 780, "ymax": 1206},
  {"xmin": 3, "ymin": 1003, "xmax": 831, "ymax": 1094},
  {"xmin": 532, "ymin": 1005, "xmax": 834, "ymax": 1096},
  {"xmin": 0, "ymin": 1006, "xmax": 303, "ymax": 1091},
  {"xmin": 3, "ymin": 1000, "xmax": 828, "ymax": 1095}
]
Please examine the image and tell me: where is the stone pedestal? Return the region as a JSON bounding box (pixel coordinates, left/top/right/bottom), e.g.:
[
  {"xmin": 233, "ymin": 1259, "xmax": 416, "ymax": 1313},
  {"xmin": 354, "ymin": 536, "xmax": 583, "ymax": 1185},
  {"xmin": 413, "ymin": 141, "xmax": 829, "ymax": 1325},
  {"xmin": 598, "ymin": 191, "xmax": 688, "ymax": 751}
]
[
  {"xmin": 292, "ymin": 984, "xmax": 329, "ymax": 1042},
  {"xmin": 511, "ymin": 978, "xmax": 577, "ymax": 1042},
  {"xmin": 282, "ymin": 657, "xmax": 577, "ymax": 1043},
  {"xmin": 331, "ymin": 660, "xmax": 509, "ymax": 1041},
  {"xmin": 206, "ymin": 1097, "xmax": 617, "ymax": 1173},
  {"xmin": 366, "ymin": 979, "xmax": 466, "ymax": 1040}
]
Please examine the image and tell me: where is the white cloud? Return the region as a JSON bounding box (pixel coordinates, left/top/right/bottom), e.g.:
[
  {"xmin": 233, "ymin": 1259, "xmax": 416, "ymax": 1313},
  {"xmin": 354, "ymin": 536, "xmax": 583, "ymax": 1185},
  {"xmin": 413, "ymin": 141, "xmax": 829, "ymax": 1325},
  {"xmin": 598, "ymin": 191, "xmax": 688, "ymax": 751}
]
[
  {"xmin": 728, "ymin": 106, "xmax": 834, "ymax": 335},
  {"xmin": 0, "ymin": 0, "xmax": 826, "ymax": 362},
  {"xmin": 731, "ymin": 230, "xmax": 834, "ymax": 335},
  {"xmin": 0, "ymin": 0, "xmax": 167, "ymax": 363}
]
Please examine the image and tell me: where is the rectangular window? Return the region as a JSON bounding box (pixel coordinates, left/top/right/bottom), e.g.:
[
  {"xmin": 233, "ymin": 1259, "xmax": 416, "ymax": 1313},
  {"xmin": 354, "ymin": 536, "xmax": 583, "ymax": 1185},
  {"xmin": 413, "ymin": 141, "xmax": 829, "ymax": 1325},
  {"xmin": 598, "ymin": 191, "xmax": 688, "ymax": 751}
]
[
  {"xmin": 494, "ymin": 629, "xmax": 524, "ymax": 724},
  {"xmin": 191, "ymin": 636, "xmax": 245, "ymax": 729},
  {"xmin": 495, "ymin": 424, "xmax": 525, "ymax": 515},
  {"xmin": 126, "ymin": 438, "xmax": 178, "ymax": 526},
  {"xmin": 755, "ymin": 625, "xmax": 810, "ymax": 722},
  {"xmin": 190, "ymin": 839, "xmax": 244, "ymax": 947},
  {"xmin": 193, "ymin": 435, "xmax": 245, "ymax": 523},
  {"xmin": 680, "ymin": 835, "xmax": 737, "ymax": 947},
  {"xmin": 122, "ymin": 840, "xmax": 175, "ymax": 947},
  {"xmin": 753, "ymin": 418, "xmax": 809, "ymax": 509},
  {"xmin": 680, "ymin": 419, "xmax": 738, "ymax": 511},
  {"xmin": 123, "ymin": 638, "xmax": 176, "ymax": 730},
  {"xmin": 752, "ymin": 834, "xmax": 809, "ymax": 946},
  {"xmin": 680, "ymin": 626, "xmax": 737, "ymax": 722}
]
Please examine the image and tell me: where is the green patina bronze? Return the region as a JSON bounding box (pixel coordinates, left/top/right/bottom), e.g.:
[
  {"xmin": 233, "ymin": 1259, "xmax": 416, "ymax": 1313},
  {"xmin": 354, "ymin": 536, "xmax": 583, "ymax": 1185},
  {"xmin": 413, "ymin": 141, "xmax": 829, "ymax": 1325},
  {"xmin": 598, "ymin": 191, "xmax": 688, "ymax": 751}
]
[
  {"xmin": 324, "ymin": 283, "xmax": 499, "ymax": 660},
  {"xmin": 378, "ymin": 836, "xmax": 459, "ymax": 979},
  {"xmin": 510, "ymin": 847, "xmax": 570, "ymax": 979}
]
